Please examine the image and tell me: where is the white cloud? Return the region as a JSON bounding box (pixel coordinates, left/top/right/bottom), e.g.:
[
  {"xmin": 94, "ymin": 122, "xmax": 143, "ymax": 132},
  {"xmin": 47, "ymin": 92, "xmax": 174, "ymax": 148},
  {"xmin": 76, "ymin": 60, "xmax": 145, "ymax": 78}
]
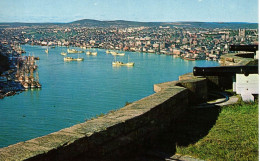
[{"xmin": 198, "ymin": 0, "xmax": 203, "ymax": 2}]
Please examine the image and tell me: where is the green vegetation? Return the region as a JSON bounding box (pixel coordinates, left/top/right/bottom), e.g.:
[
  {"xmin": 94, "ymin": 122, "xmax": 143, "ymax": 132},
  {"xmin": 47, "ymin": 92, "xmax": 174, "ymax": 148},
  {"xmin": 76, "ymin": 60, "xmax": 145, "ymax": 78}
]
[{"xmin": 176, "ymin": 100, "xmax": 258, "ymax": 160}]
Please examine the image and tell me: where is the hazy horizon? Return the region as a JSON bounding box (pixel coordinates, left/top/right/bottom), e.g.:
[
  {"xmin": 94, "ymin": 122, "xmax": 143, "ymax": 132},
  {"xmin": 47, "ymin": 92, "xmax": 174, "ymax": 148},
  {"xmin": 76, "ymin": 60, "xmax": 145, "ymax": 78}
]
[
  {"xmin": 0, "ymin": 18, "xmax": 258, "ymax": 24},
  {"xmin": 0, "ymin": 0, "xmax": 258, "ymax": 23}
]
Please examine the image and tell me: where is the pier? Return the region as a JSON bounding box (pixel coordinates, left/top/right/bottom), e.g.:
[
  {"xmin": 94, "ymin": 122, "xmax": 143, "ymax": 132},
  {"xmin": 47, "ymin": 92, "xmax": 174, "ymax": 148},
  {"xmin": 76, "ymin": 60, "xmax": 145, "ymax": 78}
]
[{"xmin": 0, "ymin": 43, "xmax": 41, "ymax": 99}]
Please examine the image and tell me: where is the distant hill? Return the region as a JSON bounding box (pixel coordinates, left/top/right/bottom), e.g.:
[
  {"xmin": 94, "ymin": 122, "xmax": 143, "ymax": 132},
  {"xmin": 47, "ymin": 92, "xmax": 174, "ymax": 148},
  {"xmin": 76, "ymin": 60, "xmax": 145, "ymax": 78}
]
[
  {"xmin": 70, "ymin": 19, "xmax": 160, "ymax": 27},
  {"xmin": 70, "ymin": 19, "xmax": 258, "ymax": 29},
  {"xmin": 0, "ymin": 19, "xmax": 258, "ymax": 29},
  {"xmin": 172, "ymin": 21, "xmax": 258, "ymax": 29}
]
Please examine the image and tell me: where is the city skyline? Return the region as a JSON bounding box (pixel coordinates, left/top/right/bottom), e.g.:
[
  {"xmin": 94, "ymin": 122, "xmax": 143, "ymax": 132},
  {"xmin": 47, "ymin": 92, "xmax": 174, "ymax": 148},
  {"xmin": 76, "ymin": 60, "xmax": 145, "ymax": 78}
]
[{"xmin": 0, "ymin": 0, "xmax": 258, "ymax": 23}]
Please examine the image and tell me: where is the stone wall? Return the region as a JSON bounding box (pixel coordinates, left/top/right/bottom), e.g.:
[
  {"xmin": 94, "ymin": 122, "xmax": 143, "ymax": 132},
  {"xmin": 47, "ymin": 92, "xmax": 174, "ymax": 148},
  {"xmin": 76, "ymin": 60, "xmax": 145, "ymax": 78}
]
[
  {"xmin": 0, "ymin": 75, "xmax": 207, "ymax": 161},
  {"xmin": 219, "ymin": 53, "xmax": 257, "ymax": 66}
]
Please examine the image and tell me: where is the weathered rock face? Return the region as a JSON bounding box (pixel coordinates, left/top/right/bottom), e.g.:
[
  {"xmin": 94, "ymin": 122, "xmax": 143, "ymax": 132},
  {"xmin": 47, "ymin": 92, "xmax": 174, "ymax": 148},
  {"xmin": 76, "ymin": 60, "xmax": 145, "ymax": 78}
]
[{"xmin": 0, "ymin": 74, "xmax": 209, "ymax": 161}]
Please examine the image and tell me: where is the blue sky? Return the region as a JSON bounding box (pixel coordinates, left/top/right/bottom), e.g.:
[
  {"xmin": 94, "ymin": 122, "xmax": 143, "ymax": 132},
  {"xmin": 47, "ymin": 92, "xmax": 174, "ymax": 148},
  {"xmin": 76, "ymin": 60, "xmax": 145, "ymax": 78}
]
[{"xmin": 0, "ymin": 0, "xmax": 258, "ymax": 23}]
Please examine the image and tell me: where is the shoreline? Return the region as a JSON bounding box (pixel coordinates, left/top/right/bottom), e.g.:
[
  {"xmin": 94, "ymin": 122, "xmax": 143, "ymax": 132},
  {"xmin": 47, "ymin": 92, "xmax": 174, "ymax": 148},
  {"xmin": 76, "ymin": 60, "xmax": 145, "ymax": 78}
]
[
  {"xmin": 24, "ymin": 43, "xmax": 220, "ymax": 62},
  {"xmin": 0, "ymin": 44, "xmax": 41, "ymax": 99}
]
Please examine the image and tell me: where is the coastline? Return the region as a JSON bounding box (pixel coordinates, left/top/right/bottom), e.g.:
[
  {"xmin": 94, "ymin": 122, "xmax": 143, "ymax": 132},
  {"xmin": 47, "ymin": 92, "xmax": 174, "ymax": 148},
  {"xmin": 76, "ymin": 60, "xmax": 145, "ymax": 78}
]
[{"xmin": 0, "ymin": 44, "xmax": 41, "ymax": 99}]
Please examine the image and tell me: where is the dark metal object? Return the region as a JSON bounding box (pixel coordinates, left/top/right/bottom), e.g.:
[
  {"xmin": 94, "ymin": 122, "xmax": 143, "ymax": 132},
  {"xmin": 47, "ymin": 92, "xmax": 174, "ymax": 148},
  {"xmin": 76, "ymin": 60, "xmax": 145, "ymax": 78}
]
[
  {"xmin": 229, "ymin": 45, "xmax": 258, "ymax": 52},
  {"xmin": 193, "ymin": 66, "xmax": 258, "ymax": 76}
]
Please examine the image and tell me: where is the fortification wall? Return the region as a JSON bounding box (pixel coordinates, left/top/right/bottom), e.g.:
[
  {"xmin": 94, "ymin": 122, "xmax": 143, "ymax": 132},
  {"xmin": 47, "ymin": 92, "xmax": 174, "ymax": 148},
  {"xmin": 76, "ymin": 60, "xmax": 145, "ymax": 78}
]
[{"xmin": 0, "ymin": 74, "xmax": 207, "ymax": 161}]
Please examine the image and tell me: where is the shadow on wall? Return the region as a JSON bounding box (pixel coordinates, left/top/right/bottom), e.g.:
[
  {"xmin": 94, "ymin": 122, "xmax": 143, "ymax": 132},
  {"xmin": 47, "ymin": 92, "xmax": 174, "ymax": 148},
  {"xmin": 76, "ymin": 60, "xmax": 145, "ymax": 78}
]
[
  {"xmin": 142, "ymin": 105, "xmax": 221, "ymax": 161},
  {"xmin": 137, "ymin": 105, "xmax": 221, "ymax": 161},
  {"xmin": 75, "ymin": 105, "xmax": 221, "ymax": 161},
  {"xmin": 173, "ymin": 105, "xmax": 221, "ymax": 147}
]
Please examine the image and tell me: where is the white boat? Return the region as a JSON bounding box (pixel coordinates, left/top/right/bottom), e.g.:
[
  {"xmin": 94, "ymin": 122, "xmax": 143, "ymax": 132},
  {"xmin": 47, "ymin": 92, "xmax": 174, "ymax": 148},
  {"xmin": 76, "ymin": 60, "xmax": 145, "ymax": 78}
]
[
  {"xmin": 31, "ymin": 82, "xmax": 35, "ymax": 88},
  {"xmin": 86, "ymin": 51, "xmax": 97, "ymax": 56},
  {"xmin": 112, "ymin": 61, "xmax": 134, "ymax": 66},
  {"xmin": 64, "ymin": 57, "xmax": 84, "ymax": 61},
  {"xmin": 75, "ymin": 58, "xmax": 84, "ymax": 61},
  {"xmin": 92, "ymin": 52, "xmax": 97, "ymax": 56},
  {"xmin": 36, "ymin": 82, "xmax": 41, "ymax": 88},
  {"xmin": 45, "ymin": 48, "xmax": 48, "ymax": 54},
  {"xmin": 124, "ymin": 55, "xmax": 134, "ymax": 66},
  {"xmin": 67, "ymin": 49, "xmax": 83, "ymax": 53},
  {"xmin": 110, "ymin": 51, "xmax": 124, "ymax": 56},
  {"xmin": 110, "ymin": 51, "xmax": 117, "ymax": 55},
  {"xmin": 76, "ymin": 54, "xmax": 84, "ymax": 61},
  {"xmin": 34, "ymin": 72, "xmax": 41, "ymax": 88},
  {"xmin": 124, "ymin": 62, "xmax": 134, "ymax": 66},
  {"xmin": 22, "ymin": 82, "xmax": 29, "ymax": 89},
  {"xmin": 106, "ymin": 50, "xmax": 110, "ymax": 54},
  {"xmin": 67, "ymin": 49, "xmax": 77, "ymax": 53},
  {"xmin": 116, "ymin": 53, "xmax": 125, "ymax": 56},
  {"xmin": 147, "ymin": 49, "xmax": 155, "ymax": 53},
  {"xmin": 112, "ymin": 55, "xmax": 134, "ymax": 66},
  {"xmin": 112, "ymin": 61, "xmax": 123, "ymax": 66},
  {"xmin": 61, "ymin": 52, "xmax": 67, "ymax": 55},
  {"xmin": 64, "ymin": 57, "xmax": 73, "ymax": 61}
]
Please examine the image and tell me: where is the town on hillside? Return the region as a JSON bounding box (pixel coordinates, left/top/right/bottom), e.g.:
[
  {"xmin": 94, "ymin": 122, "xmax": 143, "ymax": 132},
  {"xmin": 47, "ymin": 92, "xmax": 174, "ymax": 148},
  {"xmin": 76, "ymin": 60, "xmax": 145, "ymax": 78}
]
[{"xmin": 0, "ymin": 21, "xmax": 258, "ymax": 62}]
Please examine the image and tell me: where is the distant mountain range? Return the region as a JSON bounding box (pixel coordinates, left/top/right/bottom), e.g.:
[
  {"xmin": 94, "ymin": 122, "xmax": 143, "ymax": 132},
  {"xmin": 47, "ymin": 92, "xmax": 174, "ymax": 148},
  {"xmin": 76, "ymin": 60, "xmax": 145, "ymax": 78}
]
[{"xmin": 0, "ymin": 19, "xmax": 258, "ymax": 29}]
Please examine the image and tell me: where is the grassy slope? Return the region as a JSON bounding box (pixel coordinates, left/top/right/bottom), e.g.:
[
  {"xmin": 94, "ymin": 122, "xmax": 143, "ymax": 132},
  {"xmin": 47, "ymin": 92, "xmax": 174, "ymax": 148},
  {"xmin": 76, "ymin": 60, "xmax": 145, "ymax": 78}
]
[{"xmin": 176, "ymin": 100, "xmax": 258, "ymax": 160}]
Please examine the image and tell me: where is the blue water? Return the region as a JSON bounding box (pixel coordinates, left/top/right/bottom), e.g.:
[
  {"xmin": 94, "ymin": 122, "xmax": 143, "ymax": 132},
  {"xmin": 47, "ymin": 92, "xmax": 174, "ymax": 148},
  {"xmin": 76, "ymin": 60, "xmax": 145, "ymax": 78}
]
[{"xmin": 0, "ymin": 45, "xmax": 219, "ymax": 148}]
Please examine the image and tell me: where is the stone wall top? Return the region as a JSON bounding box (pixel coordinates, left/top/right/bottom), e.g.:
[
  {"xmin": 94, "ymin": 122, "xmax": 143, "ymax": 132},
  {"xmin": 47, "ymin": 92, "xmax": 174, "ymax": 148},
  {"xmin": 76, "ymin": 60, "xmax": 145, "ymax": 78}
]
[{"xmin": 220, "ymin": 53, "xmax": 257, "ymax": 66}]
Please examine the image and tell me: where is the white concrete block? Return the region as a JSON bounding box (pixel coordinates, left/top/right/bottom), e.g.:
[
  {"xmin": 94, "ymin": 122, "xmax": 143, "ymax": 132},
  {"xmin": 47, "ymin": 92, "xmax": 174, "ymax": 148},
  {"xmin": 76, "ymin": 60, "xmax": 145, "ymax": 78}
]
[
  {"xmin": 236, "ymin": 74, "xmax": 259, "ymax": 94},
  {"xmin": 241, "ymin": 93, "xmax": 255, "ymax": 102}
]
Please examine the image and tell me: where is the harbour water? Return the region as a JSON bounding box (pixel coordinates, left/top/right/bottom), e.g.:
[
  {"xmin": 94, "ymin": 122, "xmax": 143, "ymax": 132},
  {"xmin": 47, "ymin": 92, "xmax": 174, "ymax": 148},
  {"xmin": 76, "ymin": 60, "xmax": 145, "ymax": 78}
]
[{"xmin": 0, "ymin": 45, "xmax": 219, "ymax": 148}]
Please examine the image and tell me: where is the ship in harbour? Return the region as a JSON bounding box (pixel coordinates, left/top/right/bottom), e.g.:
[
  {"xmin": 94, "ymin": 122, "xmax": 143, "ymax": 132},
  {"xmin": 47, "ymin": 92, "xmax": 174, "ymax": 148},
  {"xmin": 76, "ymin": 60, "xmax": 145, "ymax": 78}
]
[
  {"xmin": 112, "ymin": 61, "xmax": 134, "ymax": 66},
  {"xmin": 110, "ymin": 51, "xmax": 125, "ymax": 56},
  {"xmin": 64, "ymin": 57, "xmax": 84, "ymax": 61},
  {"xmin": 67, "ymin": 49, "xmax": 84, "ymax": 53},
  {"xmin": 86, "ymin": 51, "xmax": 97, "ymax": 56}
]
